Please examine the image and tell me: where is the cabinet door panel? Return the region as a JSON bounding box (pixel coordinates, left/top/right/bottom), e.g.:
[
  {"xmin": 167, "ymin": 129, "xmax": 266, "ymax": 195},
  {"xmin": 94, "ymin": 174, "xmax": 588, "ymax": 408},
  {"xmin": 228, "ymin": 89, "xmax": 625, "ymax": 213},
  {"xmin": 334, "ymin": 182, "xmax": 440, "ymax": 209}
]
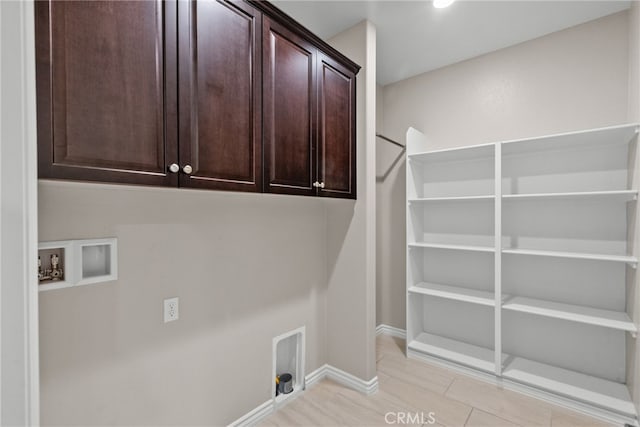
[
  {"xmin": 179, "ymin": 0, "xmax": 262, "ymax": 192},
  {"xmin": 317, "ymin": 53, "xmax": 356, "ymax": 199},
  {"xmin": 36, "ymin": 0, "xmax": 178, "ymax": 186},
  {"xmin": 263, "ymin": 17, "xmax": 316, "ymax": 196}
]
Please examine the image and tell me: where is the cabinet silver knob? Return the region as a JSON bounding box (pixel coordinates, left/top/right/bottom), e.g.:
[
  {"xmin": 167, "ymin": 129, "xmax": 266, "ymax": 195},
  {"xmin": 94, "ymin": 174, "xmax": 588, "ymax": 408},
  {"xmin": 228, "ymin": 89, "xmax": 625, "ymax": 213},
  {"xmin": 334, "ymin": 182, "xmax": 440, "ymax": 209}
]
[
  {"xmin": 313, "ymin": 181, "xmax": 320, "ymax": 188},
  {"xmin": 183, "ymin": 165, "xmax": 193, "ymax": 175},
  {"xmin": 319, "ymin": 182, "xmax": 325, "ymax": 189},
  {"xmin": 168, "ymin": 163, "xmax": 180, "ymax": 173}
]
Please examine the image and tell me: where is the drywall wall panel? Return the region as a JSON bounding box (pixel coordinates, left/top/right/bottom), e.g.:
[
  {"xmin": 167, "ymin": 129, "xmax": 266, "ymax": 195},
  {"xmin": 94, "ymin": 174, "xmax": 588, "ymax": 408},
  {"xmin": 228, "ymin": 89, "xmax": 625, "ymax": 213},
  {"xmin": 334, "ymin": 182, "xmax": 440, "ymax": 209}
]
[
  {"xmin": 38, "ymin": 182, "xmax": 327, "ymax": 426},
  {"xmin": 326, "ymin": 20, "xmax": 377, "ymax": 382}
]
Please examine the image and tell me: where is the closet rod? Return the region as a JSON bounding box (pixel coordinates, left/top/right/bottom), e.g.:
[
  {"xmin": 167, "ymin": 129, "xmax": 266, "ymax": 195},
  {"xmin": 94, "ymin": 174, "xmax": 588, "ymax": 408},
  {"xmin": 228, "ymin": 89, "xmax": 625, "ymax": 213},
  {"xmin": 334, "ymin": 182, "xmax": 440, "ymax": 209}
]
[{"xmin": 376, "ymin": 133, "xmax": 405, "ymax": 149}]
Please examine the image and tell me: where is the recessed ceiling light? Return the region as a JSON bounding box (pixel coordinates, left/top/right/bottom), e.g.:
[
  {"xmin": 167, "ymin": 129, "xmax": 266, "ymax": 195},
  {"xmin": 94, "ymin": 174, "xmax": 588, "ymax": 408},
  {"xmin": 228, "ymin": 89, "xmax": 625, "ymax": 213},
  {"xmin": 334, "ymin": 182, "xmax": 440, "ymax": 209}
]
[{"xmin": 433, "ymin": 0, "xmax": 455, "ymax": 8}]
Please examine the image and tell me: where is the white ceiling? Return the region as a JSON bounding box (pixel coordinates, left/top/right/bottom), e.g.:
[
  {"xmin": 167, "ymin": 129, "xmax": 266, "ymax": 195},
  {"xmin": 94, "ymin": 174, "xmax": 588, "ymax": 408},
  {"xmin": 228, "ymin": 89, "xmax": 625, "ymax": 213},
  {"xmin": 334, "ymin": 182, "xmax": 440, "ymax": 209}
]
[{"xmin": 273, "ymin": 0, "xmax": 631, "ymax": 85}]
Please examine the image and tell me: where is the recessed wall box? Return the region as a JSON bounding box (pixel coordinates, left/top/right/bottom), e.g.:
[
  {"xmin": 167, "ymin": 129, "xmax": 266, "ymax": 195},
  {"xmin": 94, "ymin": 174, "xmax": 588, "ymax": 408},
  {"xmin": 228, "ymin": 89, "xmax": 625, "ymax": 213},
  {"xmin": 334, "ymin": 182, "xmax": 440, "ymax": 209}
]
[
  {"xmin": 38, "ymin": 240, "xmax": 73, "ymax": 291},
  {"xmin": 75, "ymin": 238, "xmax": 118, "ymax": 286},
  {"xmin": 272, "ymin": 326, "xmax": 306, "ymax": 406},
  {"xmin": 38, "ymin": 238, "xmax": 118, "ymax": 291}
]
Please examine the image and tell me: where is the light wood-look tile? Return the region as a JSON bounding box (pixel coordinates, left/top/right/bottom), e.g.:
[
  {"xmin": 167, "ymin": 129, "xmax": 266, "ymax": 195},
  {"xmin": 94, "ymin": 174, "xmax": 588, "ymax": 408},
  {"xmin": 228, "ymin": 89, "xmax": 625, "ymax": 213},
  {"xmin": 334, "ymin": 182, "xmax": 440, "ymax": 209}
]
[
  {"xmin": 268, "ymin": 392, "xmax": 343, "ymax": 427},
  {"xmin": 465, "ymin": 408, "xmax": 522, "ymax": 427},
  {"xmin": 379, "ymin": 372, "xmax": 473, "ymax": 426},
  {"xmin": 376, "ymin": 334, "xmax": 405, "ymax": 357},
  {"xmin": 259, "ymin": 336, "xmax": 618, "ymax": 427},
  {"xmin": 377, "ymin": 352, "xmax": 457, "ymax": 395},
  {"xmin": 445, "ymin": 377, "xmax": 553, "ymax": 426},
  {"xmin": 323, "ymin": 379, "xmax": 421, "ymax": 420}
]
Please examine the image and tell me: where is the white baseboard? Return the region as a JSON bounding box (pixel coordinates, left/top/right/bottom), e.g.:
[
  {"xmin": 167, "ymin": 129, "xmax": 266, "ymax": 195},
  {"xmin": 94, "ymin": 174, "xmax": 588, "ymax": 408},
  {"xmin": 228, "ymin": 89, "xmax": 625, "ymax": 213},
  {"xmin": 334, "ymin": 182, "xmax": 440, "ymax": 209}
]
[
  {"xmin": 227, "ymin": 399, "xmax": 273, "ymax": 427},
  {"xmin": 325, "ymin": 365, "xmax": 379, "ymax": 395},
  {"xmin": 306, "ymin": 364, "xmax": 378, "ymax": 395},
  {"xmin": 375, "ymin": 323, "xmax": 406, "ymax": 339},
  {"xmin": 305, "ymin": 364, "xmax": 328, "ymax": 388},
  {"xmin": 228, "ymin": 364, "xmax": 378, "ymax": 427}
]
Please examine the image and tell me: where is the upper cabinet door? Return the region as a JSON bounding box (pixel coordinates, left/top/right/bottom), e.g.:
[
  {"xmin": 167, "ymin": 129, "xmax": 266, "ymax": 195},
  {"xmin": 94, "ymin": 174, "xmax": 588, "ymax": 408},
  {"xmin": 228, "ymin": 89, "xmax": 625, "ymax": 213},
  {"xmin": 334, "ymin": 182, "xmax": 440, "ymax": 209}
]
[
  {"xmin": 317, "ymin": 53, "xmax": 357, "ymax": 199},
  {"xmin": 263, "ymin": 17, "xmax": 317, "ymax": 196},
  {"xmin": 36, "ymin": 0, "xmax": 178, "ymax": 187},
  {"xmin": 178, "ymin": 0, "xmax": 262, "ymax": 191}
]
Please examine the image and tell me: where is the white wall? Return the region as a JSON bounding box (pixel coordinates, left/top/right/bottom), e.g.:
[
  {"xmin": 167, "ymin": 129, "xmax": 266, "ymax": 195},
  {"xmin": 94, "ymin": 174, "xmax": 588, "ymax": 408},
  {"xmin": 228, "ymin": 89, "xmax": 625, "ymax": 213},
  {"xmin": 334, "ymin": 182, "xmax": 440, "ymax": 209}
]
[
  {"xmin": 383, "ymin": 11, "xmax": 629, "ymax": 150},
  {"xmin": 377, "ymin": 11, "xmax": 630, "ymax": 329},
  {"xmin": 38, "ymin": 184, "xmax": 329, "ymax": 426},
  {"xmin": 0, "ymin": 1, "xmax": 40, "ymax": 424},
  {"xmin": 326, "ymin": 20, "xmax": 377, "ymax": 382}
]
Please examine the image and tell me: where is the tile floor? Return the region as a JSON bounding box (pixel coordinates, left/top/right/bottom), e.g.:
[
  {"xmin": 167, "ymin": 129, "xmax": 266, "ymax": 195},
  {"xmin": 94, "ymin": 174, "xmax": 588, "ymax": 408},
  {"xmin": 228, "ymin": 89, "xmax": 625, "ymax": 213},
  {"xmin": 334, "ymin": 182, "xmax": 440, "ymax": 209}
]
[{"xmin": 259, "ymin": 335, "xmax": 614, "ymax": 427}]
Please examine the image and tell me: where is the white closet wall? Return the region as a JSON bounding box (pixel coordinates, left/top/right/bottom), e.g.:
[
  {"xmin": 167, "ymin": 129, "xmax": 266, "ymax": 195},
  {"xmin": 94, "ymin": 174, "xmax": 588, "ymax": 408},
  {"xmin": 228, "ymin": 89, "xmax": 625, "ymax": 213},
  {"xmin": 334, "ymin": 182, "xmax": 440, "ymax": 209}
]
[{"xmin": 405, "ymin": 124, "xmax": 639, "ymax": 423}]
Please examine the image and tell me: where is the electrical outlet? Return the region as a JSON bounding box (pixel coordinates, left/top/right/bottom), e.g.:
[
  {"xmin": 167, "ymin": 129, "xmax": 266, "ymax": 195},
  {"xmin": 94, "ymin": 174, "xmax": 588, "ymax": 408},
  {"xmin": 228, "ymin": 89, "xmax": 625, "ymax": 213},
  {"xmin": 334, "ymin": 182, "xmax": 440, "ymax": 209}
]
[{"xmin": 164, "ymin": 297, "xmax": 179, "ymax": 323}]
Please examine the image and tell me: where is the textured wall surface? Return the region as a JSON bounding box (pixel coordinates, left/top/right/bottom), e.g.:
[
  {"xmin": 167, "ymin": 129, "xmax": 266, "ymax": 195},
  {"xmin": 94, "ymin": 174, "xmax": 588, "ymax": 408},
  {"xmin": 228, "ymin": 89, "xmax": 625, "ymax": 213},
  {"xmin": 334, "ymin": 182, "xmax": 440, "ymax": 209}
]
[{"xmin": 39, "ymin": 182, "xmax": 328, "ymax": 425}]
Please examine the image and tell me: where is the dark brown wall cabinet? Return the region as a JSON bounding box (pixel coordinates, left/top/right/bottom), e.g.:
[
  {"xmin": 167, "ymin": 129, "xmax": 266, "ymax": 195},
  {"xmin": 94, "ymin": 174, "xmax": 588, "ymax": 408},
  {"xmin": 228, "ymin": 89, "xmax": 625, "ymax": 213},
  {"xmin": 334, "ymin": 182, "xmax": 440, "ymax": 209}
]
[
  {"xmin": 262, "ymin": 17, "xmax": 357, "ymax": 199},
  {"xmin": 263, "ymin": 17, "xmax": 316, "ymax": 197},
  {"xmin": 36, "ymin": 0, "xmax": 360, "ymax": 199},
  {"xmin": 179, "ymin": 0, "xmax": 262, "ymax": 192},
  {"xmin": 316, "ymin": 53, "xmax": 357, "ymax": 198},
  {"xmin": 36, "ymin": 0, "xmax": 178, "ymax": 187}
]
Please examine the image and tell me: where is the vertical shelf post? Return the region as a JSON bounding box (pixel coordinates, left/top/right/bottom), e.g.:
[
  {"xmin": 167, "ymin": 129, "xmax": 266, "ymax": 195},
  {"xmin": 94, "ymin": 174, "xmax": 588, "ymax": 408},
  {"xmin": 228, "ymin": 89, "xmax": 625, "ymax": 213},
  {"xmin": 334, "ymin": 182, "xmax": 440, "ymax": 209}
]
[
  {"xmin": 495, "ymin": 142, "xmax": 503, "ymax": 376},
  {"xmin": 405, "ymin": 128, "xmax": 430, "ymax": 353}
]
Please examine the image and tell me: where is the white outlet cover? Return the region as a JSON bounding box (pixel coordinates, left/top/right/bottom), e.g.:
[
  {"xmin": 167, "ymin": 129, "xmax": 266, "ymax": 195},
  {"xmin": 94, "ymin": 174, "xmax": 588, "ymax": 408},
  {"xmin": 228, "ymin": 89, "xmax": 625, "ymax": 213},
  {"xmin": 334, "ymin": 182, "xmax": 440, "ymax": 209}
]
[{"xmin": 164, "ymin": 297, "xmax": 179, "ymax": 323}]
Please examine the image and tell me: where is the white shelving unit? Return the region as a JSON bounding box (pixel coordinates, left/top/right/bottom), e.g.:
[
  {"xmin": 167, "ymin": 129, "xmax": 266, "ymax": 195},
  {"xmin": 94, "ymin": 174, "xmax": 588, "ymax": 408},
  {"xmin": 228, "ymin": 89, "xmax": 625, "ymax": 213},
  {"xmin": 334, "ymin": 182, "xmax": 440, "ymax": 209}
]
[
  {"xmin": 405, "ymin": 124, "xmax": 640, "ymax": 423},
  {"xmin": 408, "ymin": 332, "xmax": 505, "ymax": 374},
  {"xmin": 503, "ymin": 357, "xmax": 635, "ymax": 416},
  {"xmin": 502, "ymin": 190, "xmax": 638, "ymax": 202},
  {"xmin": 408, "ymin": 243, "xmax": 495, "ymax": 252},
  {"xmin": 409, "ymin": 195, "xmax": 496, "ymax": 203},
  {"xmin": 408, "ymin": 282, "xmax": 496, "ymax": 307},
  {"xmin": 502, "ymin": 248, "xmax": 638, "ymax": 265},
  {"xmin": 502, "ymin": 296, "xmax": 636, "ymax": 332}
]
